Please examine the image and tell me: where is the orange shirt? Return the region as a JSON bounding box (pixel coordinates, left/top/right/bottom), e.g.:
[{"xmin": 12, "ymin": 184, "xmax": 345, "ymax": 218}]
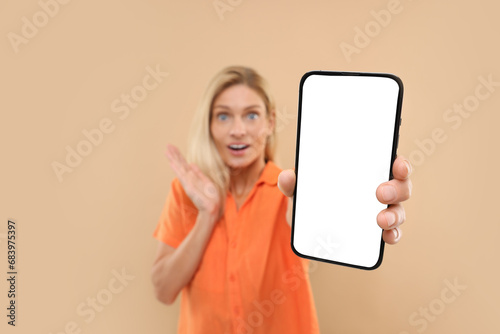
[{"xmin": 153, "ymin": 160, "xmax": 320, "ymax": 334}]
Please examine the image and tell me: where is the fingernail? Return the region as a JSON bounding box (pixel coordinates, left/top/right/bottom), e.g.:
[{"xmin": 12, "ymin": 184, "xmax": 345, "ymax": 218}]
[
  {"xmin": 393, "ymin": 228, "xmax": 399, "ymax": 240},
  {"xmin": 404, "ymin": 160, "xmax": 412, "ymax": 176},
  {"xmin": 381, "ymin": 185, "xmax": 396, "ymax": 202},
  {"xmin": 384, "ymin": 211, "xmax": 396, "ymax": 227}
]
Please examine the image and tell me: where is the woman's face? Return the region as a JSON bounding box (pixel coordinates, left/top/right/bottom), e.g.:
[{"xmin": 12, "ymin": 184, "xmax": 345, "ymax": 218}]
[{"xmin": 210, "ymin": 84, "xmax": 274, "ymax": 170}]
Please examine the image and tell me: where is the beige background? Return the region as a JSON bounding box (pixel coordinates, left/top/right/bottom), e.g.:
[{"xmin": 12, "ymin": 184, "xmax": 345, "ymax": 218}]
[{"xmin": 1, "ymin": 0, "xmax": 499, "ymax": 333}]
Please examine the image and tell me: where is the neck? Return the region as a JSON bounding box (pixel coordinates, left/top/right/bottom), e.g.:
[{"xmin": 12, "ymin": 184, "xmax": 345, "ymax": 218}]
[{"xmin": 229, "ymin": 157, "xmax": 267, "ymax": 197}]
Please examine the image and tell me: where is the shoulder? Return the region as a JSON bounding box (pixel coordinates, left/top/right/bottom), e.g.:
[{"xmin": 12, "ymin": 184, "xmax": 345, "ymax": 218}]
[
  {"xmin": 167, "ymin": 177, "xmax": 199, "ymax": 223},
  {"xmin": 258, "ymin": 161, "xmax": 289, "ymax": 204},
  {"xmin": 267, "ymin": 160, "xmax": 283, "ymax": 174},
  {"xmin": 171, "ymin": 177, "xmax": 183, "ymax": 193},
  {"xmin": 260, "ymin": 160, "xmax": 283, "ymax": 187},
  {"xmin": 170, "ymin": 177, "xmax": 196, "ymax": 208}
]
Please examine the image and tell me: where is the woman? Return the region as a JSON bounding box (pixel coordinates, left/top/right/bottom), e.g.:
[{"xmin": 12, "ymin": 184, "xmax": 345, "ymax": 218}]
[{"xmin": 151, "ymin": 66, "xmax": 412, "ymax": 334}]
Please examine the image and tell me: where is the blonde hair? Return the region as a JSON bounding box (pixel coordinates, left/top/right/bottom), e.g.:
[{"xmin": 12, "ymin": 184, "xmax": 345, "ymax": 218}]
[{"xmin": 186, "ymin": 66, "xmax": 277, "ymax": 218}]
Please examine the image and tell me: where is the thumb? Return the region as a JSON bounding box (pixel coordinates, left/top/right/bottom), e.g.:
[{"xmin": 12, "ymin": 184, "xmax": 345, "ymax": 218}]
[{"xmin": 277, "ymin": 169, "xmax": 296, "ymax": 198}]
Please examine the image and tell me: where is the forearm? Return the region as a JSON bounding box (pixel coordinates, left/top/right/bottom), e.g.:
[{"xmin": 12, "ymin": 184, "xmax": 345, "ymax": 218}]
[{"xmin": 152, "ymin": 212, "xmax": 216, "ymax": 304}]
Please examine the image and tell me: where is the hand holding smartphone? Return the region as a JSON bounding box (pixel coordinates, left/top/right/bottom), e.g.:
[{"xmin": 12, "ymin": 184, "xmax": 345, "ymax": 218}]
[{"xmin": 291, "ymin": 71, "xmax": 403, "ymax": 270}]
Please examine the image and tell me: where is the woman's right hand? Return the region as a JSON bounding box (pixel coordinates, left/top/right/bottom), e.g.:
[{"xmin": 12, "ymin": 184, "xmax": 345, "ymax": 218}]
[{"xmin": 165, "ymin": 144, "xmax": 221, "ymax": 220}]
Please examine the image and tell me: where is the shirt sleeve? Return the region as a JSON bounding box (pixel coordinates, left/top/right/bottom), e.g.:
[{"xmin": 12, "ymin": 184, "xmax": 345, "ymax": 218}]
[{"xmin": 152, "ymin": 178, "xmax": 191, "ymax": 248}]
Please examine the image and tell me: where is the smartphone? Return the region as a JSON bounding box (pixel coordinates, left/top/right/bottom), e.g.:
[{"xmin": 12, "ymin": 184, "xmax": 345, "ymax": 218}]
[{"xmin": 290, "ymin": 71, "xmax": 403, "ymax": 270}]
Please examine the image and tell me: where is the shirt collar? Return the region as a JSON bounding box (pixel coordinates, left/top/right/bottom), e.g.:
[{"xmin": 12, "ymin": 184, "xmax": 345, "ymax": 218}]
[{"xmin": 255, "ymin": 160, "xmax": 281, "ymax": 187}]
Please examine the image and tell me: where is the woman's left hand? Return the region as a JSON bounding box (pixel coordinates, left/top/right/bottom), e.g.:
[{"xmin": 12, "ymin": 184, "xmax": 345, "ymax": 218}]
[{"xmin": 277, "ymin": 155, "xmax": 413, "ymax": 245}]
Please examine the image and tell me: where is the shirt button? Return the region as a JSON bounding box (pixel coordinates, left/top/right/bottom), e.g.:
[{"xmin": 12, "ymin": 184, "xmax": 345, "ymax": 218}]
[
  {"xmin": 231, "ymin": 240, "xmax": 237, "ymax": 248},
  {"xmin": 229, "ymin": 274, "xmax": 236, "ymax": 282},
  {"xmin": 233, "ymin": 307, "xmax": 239, "ymax": 315}
]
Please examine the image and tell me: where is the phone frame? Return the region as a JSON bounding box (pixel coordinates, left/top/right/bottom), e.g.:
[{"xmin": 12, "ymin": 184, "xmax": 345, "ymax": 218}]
[{"xmin": 290, "ymin": 70, "xmax": 404, "ymax": 270}]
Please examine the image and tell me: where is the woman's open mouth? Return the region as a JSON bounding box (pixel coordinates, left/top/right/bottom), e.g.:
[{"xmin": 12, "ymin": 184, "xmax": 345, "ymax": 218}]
[{"xmin": 228, "ymin": 144, "xmax": 249, "ymax": 156}]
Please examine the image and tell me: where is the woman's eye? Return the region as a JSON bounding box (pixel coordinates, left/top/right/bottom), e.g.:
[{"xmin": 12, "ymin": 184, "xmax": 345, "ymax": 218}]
[
  {"xmin": 248, "ymin": 112, "xmax": 259, "ymax": 120},
  {"xmin": 217, "ymin": 114, "xmax": 228, "ymax": 121}
]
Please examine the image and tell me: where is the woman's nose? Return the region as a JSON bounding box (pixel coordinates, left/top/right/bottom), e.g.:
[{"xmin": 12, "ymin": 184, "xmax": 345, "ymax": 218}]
[{"xmin": 229, "ymin": 117, "xmax": 246, "ymax": 136}]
